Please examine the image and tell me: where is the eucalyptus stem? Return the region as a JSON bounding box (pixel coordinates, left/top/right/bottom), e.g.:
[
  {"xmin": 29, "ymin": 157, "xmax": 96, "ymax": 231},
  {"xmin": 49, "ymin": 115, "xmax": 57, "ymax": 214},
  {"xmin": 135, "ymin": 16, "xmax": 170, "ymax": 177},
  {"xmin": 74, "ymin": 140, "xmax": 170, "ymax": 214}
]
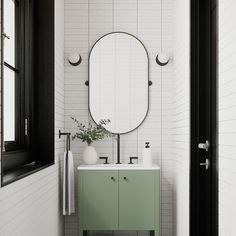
[{"xmin": 71, "ymin": 117, "xmax": 112, "ymax": 145}]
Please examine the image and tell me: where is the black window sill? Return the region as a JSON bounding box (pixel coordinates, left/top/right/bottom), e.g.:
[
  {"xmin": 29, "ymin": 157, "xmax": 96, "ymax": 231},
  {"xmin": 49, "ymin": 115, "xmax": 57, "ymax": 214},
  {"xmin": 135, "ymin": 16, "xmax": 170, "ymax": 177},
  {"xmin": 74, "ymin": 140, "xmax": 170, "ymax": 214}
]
[{"xmin": 1, "ymin": 162, "xmax": 54, "ymax": 187}]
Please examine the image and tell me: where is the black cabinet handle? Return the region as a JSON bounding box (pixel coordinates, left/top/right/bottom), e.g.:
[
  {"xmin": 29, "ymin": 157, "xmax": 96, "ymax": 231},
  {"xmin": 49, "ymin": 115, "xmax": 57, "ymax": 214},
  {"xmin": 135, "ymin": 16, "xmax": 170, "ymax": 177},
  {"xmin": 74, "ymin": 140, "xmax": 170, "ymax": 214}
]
[
  {"xmin": 123, "ymin": 177, "xmax": 128, "ymax": 180},
  {"xmin": 111, "ymin": 177, "xmax": 115, "ymax": 181}
]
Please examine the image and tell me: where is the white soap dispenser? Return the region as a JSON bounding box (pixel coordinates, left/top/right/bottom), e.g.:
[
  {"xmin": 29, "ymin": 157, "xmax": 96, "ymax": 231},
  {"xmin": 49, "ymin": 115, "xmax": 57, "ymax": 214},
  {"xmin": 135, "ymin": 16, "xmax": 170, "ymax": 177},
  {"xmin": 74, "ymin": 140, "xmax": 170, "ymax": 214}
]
[{"xmin": 142, "ymin": 142, "xmax": 152, "ymax": 166}]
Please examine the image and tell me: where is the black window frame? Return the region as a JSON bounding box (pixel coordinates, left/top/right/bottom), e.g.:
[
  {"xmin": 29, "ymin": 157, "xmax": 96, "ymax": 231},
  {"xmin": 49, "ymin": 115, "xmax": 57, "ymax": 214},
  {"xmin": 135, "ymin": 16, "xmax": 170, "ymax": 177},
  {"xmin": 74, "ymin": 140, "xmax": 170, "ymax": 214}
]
[
  {"xmin": 3, "ymin": 0, "xmax": 32, "ymax": 152},
  {"xmin": 2, "ymin": 0, "xmax": 33, "ymax": 168},
  {"xmin": 1, "ymin": 0, "xmax": 55, "ymax": 186}
]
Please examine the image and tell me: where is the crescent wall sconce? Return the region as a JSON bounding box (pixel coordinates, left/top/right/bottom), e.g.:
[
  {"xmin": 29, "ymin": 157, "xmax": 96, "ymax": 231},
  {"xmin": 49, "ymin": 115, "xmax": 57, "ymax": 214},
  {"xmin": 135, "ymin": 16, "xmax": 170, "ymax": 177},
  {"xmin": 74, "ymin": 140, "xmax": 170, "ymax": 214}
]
[
  {"xmin": 68, "ymin": 52, "xmax": 82, "ymax": 66},
  {"xmin": 156, "ymin": 51, "xmax": 170, "ymax": 66}
]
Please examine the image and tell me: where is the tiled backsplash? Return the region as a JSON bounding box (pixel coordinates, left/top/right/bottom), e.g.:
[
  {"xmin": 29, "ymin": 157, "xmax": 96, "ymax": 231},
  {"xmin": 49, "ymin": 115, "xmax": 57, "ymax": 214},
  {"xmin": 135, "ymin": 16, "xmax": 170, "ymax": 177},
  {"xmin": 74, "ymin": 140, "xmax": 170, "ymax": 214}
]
[
  {"xmin": 219, "ymin": 1, "xmax": 236, "ymax": 235},
  {"xmin": 172, "ymin": 0, "xmax": 190, "ymax": 236},
  {"xmin": 64, "ymin": 0, "xmax": 173, "ymax": 235}
]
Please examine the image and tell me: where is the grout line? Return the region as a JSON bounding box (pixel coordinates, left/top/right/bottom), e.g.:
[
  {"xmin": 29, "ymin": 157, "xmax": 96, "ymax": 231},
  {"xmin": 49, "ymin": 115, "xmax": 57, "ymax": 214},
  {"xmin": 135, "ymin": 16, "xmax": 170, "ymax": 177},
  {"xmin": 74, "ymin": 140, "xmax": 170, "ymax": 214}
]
[
  {"xmin": 87, "ymin": 0, "xmax": 90, "ymax": 124},
  {"xmin": 160, "ymin": 1, "xmax": 163, "ymax": 235},
  {"xmin": 112, "ymin": 0, "xmax": 114, "ymax": 31},
  {"xmin": 137, "ymin": 0, "xmax": 138, "ymax": 37},
  {"xmin": 136, "ymin": 0, "xmax": 139, "ymax": 161}
]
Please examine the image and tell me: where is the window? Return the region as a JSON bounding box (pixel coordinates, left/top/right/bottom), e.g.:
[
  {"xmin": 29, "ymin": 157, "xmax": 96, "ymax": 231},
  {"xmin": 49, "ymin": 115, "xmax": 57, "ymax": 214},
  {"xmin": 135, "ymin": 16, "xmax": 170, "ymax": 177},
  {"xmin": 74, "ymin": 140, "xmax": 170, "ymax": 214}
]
[
  {"xmin": 2, "ymin": 0, "xmax": 32, "ymax": 163},
  {"xmin": 3, "ymin": 0, "xmax": 31, "ymax": 153},
  {"xmin": 1, "ymin": 0, "xmax": 55, "ymax": 186}
]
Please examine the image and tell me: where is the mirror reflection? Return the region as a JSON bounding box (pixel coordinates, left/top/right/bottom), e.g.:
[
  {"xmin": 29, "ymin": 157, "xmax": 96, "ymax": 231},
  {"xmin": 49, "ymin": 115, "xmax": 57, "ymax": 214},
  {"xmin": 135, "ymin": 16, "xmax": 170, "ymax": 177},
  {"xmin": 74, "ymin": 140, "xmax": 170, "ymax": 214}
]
[{"xmin": 89, "ymin": 32, "xmax": 149, "ymax": 134}]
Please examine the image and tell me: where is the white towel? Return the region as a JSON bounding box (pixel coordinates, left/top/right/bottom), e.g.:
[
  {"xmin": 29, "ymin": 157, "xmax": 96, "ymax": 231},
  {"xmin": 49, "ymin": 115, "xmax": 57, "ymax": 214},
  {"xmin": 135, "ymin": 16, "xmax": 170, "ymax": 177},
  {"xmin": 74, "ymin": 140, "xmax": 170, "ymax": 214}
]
[{"xmin": 63, "ymin": 150, "xmax": 75, "ymax": 215}]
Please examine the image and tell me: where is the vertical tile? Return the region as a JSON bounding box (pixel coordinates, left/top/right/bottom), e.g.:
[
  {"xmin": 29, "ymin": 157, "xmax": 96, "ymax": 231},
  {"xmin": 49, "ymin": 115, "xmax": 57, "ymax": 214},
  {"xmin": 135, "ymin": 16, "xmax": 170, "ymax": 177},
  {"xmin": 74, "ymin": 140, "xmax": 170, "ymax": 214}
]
[
  {"xmin": 172, "ymin": 0, "xmax": 190, "ymax": 236},
  {"xmin": 218, "ymin": 1, "xmax": 236, "ymax": 236}
]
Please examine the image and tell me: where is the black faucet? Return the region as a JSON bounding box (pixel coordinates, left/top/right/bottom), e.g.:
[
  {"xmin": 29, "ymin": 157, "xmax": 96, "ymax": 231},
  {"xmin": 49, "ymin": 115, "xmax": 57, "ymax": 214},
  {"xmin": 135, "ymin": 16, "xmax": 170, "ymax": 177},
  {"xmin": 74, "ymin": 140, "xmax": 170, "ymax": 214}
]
[
  {"xmin": 116, "ymin": 134, "xmax": 121, "ymax": 164},
  {"xmin": 129, "ymin": 156, "xmax": 138, "ymax": 164},
  {"xmin": 99, "ymin": 156, "xmax": 109, "ymax": 164}
]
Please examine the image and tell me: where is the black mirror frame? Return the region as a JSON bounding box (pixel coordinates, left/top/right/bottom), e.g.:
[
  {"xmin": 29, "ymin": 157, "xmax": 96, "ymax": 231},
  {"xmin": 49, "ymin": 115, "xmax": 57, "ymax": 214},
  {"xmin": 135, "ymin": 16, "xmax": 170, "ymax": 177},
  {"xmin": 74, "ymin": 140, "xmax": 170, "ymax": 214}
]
[{"xmin": 88, "ymin": 31, "xmax": 151, "ymax": 135}]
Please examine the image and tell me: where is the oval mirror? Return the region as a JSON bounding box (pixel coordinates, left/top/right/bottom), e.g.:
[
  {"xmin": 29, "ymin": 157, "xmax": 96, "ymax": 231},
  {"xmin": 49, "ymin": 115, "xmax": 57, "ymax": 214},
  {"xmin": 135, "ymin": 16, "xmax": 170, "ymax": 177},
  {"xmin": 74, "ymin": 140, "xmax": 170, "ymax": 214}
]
[{"xmin": 89, "ymin": 32, "xmax": 149, "ymax": 134}]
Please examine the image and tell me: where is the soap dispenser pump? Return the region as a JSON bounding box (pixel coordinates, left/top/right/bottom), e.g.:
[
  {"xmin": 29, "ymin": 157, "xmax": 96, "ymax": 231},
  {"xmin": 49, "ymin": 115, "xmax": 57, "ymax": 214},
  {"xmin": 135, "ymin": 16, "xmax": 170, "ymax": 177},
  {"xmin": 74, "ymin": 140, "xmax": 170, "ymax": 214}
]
[{"xmin": 142, "ymin": 142, "xmax": 152, "ymax": 166}]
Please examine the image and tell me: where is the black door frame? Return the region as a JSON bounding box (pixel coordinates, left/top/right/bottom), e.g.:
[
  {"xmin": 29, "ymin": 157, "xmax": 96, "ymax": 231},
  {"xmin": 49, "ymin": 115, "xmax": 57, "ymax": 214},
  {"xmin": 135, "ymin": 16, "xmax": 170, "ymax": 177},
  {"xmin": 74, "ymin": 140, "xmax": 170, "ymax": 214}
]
[{"xmin": 190, "ymin": 0, "xmax": 218, "ymax": 236}]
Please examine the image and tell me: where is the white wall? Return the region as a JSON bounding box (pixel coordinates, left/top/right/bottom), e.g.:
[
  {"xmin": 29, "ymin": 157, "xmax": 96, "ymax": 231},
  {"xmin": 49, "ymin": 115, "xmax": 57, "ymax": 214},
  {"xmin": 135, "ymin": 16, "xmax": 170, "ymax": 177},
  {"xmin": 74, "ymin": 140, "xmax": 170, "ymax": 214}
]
[
  {"xmin": 218, "ymin": 1, "xmax": 236, "ymax": 235},
  {"xmin": 0, "ymin": 0, "xmax": 65, "ymax": 235},
  {"xmin": 172, "ymin": 0, "xmax": 190, "ymax": 236},
  {"xmin": 64, "ymin": 0, "xmax": 173, "ymax": 235}
]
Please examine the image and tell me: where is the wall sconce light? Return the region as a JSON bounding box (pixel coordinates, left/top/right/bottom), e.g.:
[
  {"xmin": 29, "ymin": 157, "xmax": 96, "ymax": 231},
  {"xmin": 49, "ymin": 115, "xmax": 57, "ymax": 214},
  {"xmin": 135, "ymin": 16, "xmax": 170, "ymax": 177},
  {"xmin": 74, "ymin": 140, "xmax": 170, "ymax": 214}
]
[
  {"xmin": 156, "ymin": 51, "xmax": 170, "ymax": 66},
  {"xmin": 68, "ymin": 52, "xmax": 82, "ymax": 66}
]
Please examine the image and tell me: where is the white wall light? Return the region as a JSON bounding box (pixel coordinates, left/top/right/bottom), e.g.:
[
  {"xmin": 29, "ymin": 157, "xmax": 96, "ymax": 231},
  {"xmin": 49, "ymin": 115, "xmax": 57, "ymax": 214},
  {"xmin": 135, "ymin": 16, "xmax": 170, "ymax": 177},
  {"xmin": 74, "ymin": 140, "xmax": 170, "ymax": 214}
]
[
  {"xmin": 68, "ymin": 52, "xmax": 82, "ymax": 66},
  {"xmin": 156, "ymin": 51, "xmax": 170, "ymax": 66}
]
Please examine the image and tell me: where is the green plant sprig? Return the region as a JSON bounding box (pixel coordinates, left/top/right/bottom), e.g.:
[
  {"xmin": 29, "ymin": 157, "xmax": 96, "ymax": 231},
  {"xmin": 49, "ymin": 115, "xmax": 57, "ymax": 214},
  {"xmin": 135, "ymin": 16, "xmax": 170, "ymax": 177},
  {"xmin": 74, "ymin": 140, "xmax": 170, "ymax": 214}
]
[{"xmin": 71, "ymin": 117, "xmax": 112, "ymax": 145}]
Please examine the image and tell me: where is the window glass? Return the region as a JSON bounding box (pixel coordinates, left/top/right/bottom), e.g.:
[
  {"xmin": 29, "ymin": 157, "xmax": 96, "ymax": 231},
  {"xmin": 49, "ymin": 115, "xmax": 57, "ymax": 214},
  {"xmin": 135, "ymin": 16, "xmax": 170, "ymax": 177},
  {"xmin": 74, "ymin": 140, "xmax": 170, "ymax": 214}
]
[
  {"xmin": 3, "ymin": 66, "xmax": 15, "ymax": 141},
  {"xmin": 3, "ymin": 0, "xmax": 15, "ymax": 67},
  {"xmin": 3, "ymin": 0, "xmax": 16, "ymax": 142}
]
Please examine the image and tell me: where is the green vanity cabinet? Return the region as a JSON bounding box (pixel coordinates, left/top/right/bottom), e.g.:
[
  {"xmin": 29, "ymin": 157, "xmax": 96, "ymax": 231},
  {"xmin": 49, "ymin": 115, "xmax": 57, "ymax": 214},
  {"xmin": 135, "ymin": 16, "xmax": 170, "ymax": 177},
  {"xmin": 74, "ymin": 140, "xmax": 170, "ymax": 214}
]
[
  {"xmin": 78, "ymin": 170, "xmax": 119, "ymax": 230},
  {"xmin": 78, "ymin": 168, "xmax": 160, "ymax": 236},
  {"xmin": 119, "ymin": 170, "xmax": 157, "ymax": 230}
]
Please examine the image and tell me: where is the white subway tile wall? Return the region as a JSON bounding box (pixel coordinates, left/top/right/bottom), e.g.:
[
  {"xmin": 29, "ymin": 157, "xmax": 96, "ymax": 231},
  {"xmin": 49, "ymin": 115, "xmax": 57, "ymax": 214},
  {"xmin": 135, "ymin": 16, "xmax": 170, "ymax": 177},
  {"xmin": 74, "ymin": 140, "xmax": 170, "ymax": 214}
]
[
  {"xmin": 0, "ymin": 0, "xmax": 65, "ymax": 235},
  {"xmin": 219, "ymin": 1, "xmax": 236, "ymax": 235},
  {"xmin": 172, "ymin": 0, "xmax": 190, "ymax": 236},
  {"xmin": 64, "ymin": 0, "xmax": 173, "ymax": 236}
]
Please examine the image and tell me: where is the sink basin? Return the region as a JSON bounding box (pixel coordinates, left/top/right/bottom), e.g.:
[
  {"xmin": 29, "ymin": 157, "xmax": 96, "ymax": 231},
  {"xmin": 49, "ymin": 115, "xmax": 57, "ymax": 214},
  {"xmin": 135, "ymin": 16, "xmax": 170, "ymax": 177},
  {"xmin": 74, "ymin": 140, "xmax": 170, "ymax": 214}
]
[{"xmin": 77, "ymin": 164, "xmax": 160, "ymax": 170}]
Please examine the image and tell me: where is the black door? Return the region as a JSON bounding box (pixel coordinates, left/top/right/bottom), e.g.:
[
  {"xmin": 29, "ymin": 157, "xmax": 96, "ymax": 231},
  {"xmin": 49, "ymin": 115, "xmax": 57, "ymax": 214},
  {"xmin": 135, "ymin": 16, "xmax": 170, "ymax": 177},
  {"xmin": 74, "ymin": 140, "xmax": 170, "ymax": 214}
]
[{"xmin": 190, "ymin": 0, "xmax": 218, "ymax": 236}]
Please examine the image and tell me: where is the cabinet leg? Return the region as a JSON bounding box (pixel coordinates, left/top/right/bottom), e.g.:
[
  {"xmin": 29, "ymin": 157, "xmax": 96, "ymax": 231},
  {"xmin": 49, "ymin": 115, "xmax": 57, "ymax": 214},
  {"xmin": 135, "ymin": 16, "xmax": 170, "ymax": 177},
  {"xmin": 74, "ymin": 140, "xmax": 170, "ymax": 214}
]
[
  {"xmin": 78, "ymin": 229, "xmax": 89, "ymax": 236},
  {"xmin": 150, "ymin": 229, "xmax": 159, "ymax": 236}
]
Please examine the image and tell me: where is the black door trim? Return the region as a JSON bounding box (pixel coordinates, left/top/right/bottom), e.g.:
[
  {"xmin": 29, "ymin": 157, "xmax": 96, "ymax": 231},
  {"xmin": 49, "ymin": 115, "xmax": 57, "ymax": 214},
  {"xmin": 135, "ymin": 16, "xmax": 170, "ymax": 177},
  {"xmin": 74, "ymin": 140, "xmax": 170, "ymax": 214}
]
[{"xmin": 190, "ymin": 0, "xmax": 218, "ymax": 235}]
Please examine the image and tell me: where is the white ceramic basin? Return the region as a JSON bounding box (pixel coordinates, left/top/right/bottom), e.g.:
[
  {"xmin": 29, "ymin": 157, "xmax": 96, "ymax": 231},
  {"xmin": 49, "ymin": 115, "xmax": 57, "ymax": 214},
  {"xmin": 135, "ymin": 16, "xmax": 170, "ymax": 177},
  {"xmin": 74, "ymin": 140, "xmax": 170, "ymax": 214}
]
[{"xmin": 77, "ymin": 164, "xmax": 160, "ymax": 170}]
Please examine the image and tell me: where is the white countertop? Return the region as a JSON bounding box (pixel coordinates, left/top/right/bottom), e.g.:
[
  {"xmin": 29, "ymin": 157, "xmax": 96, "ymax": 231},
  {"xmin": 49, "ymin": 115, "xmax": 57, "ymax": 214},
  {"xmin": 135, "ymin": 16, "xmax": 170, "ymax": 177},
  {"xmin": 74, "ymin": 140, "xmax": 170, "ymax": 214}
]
[{"xmin": 77, "ymin": 164, "xmax": 160, "ymax": 170}]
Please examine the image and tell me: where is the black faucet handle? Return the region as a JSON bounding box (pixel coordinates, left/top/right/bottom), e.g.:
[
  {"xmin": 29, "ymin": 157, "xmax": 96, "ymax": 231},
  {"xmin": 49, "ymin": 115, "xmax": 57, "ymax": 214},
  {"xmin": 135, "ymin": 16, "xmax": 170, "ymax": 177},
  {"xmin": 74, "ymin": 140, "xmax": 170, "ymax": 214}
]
[
  {"xmin": 129, "ymin": 156, "xmax": 138, "ymax": 164},
  {"xmin": 99, "ymin": 156, "xmax": 109, "ymax": 164}
]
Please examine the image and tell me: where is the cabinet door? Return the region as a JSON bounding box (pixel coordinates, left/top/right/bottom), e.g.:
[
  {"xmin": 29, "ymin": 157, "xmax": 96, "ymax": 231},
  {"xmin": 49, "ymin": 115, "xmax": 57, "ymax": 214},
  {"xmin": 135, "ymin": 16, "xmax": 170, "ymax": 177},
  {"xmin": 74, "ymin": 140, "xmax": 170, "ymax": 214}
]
[
  {"xmin": 78, "ymin": 170, "xmax": 118, "ymax": 230},
  {"xmin": 119, "ymin": 170, "xmax": 156, "ymax": 230}
]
